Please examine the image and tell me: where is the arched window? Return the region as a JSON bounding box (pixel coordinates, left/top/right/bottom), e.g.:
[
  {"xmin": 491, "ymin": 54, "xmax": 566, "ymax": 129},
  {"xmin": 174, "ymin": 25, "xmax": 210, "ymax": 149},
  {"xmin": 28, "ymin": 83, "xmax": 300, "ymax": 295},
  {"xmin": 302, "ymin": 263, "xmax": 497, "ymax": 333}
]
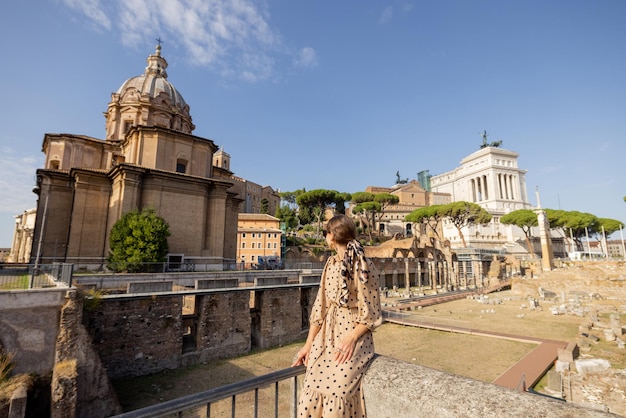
[{"xmin": 176, "ymin": 158, "xmax": 187, "ymax": 173}]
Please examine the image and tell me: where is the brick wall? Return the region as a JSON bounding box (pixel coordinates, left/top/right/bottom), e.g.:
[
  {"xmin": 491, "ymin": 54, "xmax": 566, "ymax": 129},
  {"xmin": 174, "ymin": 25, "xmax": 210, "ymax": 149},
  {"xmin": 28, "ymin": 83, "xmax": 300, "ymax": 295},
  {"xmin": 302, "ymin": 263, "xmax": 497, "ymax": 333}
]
[
  {"xmin": 194, "ymin": 292, "xmax": 251, "ymax": 360},
  {"xmin": 82, "ymin": 286, "xmax": 319, "ymax": 379},
  {"xmin": 83, "ymin": 295, "xmax": 183, "ymax": 379},
  {"xmin": 253, "ymin": 288, "xmax": 304, "ymax": 348}
]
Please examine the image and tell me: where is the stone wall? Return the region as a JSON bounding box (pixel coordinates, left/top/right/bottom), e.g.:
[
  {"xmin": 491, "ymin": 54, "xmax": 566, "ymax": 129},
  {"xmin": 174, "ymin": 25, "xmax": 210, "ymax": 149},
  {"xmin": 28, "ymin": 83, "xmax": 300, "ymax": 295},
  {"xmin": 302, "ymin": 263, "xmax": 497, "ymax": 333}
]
[
  {"xmin": 51, "ymin": 292, "xmax": 122, "ymax": 418},
  {"xmin": 193, "ymin": 292, "xmax": 251, "ymax": 361},
  {"xmin": 82, "ymin": 295, "xmax": 184, "ymax": 379},
  {"xmin": 363, "ymin": 356, "xmax": 615, "ymax": 418},
  {"xmin": 82, "ymin": 286, "xmax": 318, "ymax": 379},
  {"xmin": 253, "ymin": 288, "xmax": 305, "ymax": 348},
  {"xmin": 0, "ymin": 289, "xmax": 66, "ymax": 375}
]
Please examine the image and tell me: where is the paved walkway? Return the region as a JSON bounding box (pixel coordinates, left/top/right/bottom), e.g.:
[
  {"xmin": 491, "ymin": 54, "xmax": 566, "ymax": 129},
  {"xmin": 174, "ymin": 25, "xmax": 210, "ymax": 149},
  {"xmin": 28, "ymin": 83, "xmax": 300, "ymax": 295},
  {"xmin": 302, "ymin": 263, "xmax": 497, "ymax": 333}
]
[
  {"xmin": 383, "ymin": 296, "xmax": 567, "ymax": 391},
  {"xmin": 492, "ymin": 339, "xmax": 567, "ymax": 390}
]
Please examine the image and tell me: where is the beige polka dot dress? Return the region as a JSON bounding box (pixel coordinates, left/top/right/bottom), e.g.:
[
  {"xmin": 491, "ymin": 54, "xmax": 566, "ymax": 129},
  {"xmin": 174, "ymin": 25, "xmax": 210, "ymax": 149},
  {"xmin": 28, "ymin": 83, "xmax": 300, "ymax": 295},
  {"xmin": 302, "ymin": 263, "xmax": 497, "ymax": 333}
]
[{"xmin": 298, "ymin": 255, "xmax": 382, "ymax": 417}]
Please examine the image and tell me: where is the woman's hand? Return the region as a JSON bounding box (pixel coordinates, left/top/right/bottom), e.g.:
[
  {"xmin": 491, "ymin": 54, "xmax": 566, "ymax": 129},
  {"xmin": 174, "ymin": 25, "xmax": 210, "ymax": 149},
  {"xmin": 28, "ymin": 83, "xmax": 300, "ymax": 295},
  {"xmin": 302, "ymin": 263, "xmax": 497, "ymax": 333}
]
[
  {"xmin": 334, "ymin": 324, "xmax": 370, "ymax": 364},
  {"xmin": 333, "ymin": 336, "xmax": 357, "ymax": 364},
  {"xmin": 292, "ymin": 345, "xmax": 310, "ymax": 367},
  {"xmin": 293, "ymin": 324, "xmax": 321, "ymax": 367}
]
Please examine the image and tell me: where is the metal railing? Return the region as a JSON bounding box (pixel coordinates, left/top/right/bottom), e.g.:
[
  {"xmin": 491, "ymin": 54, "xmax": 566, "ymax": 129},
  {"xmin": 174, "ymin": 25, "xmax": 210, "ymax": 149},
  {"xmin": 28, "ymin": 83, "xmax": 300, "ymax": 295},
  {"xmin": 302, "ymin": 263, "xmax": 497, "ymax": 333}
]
[
  {"xmin": 113, "ymin": 365, "xmax": 306, "ymax": 418},
  {"xmin": 0, "ymin": 263, "xmax": 73, "ymax": 289}
]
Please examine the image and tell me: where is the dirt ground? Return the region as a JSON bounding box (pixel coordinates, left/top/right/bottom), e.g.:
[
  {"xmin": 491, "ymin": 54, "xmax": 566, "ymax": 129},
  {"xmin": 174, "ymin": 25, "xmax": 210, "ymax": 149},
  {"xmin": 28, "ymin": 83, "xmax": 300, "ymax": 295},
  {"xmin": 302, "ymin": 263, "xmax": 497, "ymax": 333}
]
[{"xmin": 113, "ymin": 261, "xmax": 626, "ymax": 415}]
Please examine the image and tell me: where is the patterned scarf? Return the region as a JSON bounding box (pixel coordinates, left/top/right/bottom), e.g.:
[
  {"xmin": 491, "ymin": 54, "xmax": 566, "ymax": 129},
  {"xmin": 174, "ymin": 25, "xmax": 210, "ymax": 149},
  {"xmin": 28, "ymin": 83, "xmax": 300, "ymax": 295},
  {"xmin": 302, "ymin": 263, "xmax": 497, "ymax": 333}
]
[{"xmin": 338, "ymin": 239, "xmax": 369, "ymax": 307}]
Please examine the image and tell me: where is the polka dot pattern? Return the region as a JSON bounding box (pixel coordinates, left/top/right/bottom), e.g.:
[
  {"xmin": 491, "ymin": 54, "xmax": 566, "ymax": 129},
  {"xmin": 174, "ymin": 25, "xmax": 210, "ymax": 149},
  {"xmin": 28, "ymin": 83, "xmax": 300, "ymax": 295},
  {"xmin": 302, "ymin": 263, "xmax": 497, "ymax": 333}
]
[{"xmin": 298, "ymin": 256, "xmax": 382, "ymax": 417}]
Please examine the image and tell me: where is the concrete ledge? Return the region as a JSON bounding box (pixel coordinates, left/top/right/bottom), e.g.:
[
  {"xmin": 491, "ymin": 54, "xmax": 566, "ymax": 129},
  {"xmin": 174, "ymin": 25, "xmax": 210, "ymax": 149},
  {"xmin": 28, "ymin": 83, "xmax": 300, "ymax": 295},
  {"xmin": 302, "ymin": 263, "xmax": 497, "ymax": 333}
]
[
  {"xmin": 362, "ymin": 356, "xmax": 616, "ymax": 417},
  {"xmin": 0, "ymin": 289, "xmax": 67, "ymax": 309},
  {"xmin": 253, "ymin": 276, "xmax": 288, "ymax": 286},
  {"xmin": 299, "ymin": 275, "xmax": 321, "ymax": 284},
  {"xmin": 195, "ymin": 278, "xmax": 239, "ymax": 289},
  {"xmin": 127, "ymin": 281, "xmax": 173, "ymax": 293}
]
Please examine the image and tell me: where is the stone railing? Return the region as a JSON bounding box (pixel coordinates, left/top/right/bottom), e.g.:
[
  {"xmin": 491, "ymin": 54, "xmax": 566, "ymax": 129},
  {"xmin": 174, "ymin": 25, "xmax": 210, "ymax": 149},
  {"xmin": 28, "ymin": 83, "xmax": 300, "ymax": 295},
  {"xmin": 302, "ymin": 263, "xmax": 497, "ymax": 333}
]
[
  {"xmin": 10, "ymin": 354, "xmax": 617, "ymax": 417},
  {"xmin": 363, "ymin": 356, "xmax": 615, "ymax": 417}
]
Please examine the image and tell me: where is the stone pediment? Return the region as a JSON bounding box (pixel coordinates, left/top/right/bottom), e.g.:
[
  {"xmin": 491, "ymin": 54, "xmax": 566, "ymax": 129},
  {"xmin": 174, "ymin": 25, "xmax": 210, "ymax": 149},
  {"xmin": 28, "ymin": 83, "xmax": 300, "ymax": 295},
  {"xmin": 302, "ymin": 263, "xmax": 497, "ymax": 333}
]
[{"xmin": 393, "ymin": 180, "xmax": 425, "ymax": 193}]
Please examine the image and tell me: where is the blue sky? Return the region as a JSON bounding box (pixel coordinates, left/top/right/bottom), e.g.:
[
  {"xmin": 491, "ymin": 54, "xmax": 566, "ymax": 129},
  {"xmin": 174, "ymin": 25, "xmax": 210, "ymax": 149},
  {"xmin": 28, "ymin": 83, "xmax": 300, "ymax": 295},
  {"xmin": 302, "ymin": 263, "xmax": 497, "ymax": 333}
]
[{"xmin": 1, "ymin": 0, "xmax": 625, "ymax": 247}]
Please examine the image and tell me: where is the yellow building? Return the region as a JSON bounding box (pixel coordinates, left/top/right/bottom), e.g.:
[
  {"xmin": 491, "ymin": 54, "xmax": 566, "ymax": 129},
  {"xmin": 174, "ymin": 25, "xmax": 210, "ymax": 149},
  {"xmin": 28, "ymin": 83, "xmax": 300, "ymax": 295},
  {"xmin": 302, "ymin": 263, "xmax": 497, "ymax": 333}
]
[{"xmin": 237, "ymin": 214, "xmax": 283, "ymax": 268}]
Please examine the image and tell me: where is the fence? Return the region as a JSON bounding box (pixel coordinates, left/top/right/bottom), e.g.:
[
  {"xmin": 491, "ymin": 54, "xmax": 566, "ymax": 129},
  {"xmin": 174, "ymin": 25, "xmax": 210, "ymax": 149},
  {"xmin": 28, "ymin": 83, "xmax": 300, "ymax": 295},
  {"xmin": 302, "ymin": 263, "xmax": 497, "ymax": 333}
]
[
  {"xmin": 0, "ymin": 263, "xmax": 73, "ymax": 289},
  {"xmin": 110, "ymin": 357, "xmax": 613, "ymax": 418},
  {"xmin": 113, "ymin": 365, "xmax": 306, "ymax": 418},
  {"xmin": 41, "ymin": 257, "xmax": 327, "ymax": 274}
]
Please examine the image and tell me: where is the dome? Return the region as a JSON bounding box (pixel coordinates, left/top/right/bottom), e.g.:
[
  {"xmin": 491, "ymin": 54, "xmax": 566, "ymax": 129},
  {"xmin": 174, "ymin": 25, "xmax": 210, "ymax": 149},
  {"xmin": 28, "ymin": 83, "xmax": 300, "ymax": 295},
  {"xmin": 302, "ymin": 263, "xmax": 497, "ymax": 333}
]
[
  {"xmin": 105, "ymin": 45, "xmax": 195, "ymax": 139},
  {"xmin": 115, "ymin": 45, "xmax": 188, "ymax": 110}
]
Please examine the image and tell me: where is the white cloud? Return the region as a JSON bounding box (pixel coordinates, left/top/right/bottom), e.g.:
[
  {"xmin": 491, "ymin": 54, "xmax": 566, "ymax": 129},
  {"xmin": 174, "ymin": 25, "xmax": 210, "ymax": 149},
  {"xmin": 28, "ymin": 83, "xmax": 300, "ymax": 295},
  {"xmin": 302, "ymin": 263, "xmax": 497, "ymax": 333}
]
[
  {"xmin": 293, "ymin": 47, "xmax": 318, "ymax": 68},
  {"xmin": 61, "ymin": 0, "xmax": 111, "ymax": 30},
  {"xmin": 0, "ymin": 149, "xmax": 41, "ymax": 214},
  {"xmin": 64, "ymin": 0, "xmax": 290, "ymax": 82},
  {"xmin": 379, "ymin": 2, "xmax": 413, "ymax": 25},
  {"xmin": 379, "ymin": 6, "xmax": 393, "ymax": 24}
]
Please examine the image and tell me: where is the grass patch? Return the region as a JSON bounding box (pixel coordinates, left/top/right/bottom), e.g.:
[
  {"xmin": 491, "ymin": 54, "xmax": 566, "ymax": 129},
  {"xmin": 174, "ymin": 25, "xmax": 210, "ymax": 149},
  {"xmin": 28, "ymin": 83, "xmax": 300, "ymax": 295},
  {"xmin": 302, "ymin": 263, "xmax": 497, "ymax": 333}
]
[{"xmin": 0, "ymin": 275, "xmax": 29, "ymax": 289}]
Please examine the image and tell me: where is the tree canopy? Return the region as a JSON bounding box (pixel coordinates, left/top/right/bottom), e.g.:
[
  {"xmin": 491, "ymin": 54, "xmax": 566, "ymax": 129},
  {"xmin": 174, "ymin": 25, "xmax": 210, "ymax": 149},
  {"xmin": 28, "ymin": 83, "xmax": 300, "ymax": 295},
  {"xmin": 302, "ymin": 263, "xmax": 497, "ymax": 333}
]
[
  {"xmin": 544, "ymin": 209, "xmax": 597, "ymax": 249},
  {"xmin": 296, "ymin": 189, "xmax": 351, "ymax": 236},
  {"xmin": 440, "ymin": 201, "xmax": 492, "ymax": 247},
  {"xmin": 280, "ymin": 189, "xmax": 306, "ymax": 208},
  {"xmin": 500, "ymin": 209, "xmax": 538, "ymax": 256},
  {"xmin": 275, "ymin": 205, "xmax": 299, "ymax": 230},
  {"xmin": 405, "ymin": 205, "xmax": 445, "ymax": 240},
  {"xmin": 405, "ymin": 202, "xmax": 491, "ymax": 247},
  {"xmin": 351, "ymin": 192, "xmax": 399, "ymax": 240},
  {"xmin": 499, "ymin": 209, "xmax": 623, "ymax": 252},
  {"xmin": 107, "ymin": 208, "xmax": 171, "ymax": 272},
  {"xmin": 596, "ymin": 217, "xmax": 624, "ymax": 237}
]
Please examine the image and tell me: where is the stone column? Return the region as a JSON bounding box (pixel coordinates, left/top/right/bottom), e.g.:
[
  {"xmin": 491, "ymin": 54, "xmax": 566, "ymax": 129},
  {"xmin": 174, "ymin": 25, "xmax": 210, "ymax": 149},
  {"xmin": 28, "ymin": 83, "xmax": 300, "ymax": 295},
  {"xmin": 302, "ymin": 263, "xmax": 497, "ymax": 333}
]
[
  {"xmin": 416, "ymin": 262, "xmax": 422, "ymax": 290},
  {"xmin": 404, "ymin": 258, "xmax": 410, "ymax": 291},
  {"xmin": 470, "ymin": 178, "xmax": 476, "ymax": 202},
  {"xmin": 429, "ymin": 261, "xmax": 437, "ymax": 293},
  {"xmin": 482, "ymin": 175, "xmax": 488, "ymax": 200},
  {"xmin": 535, "ymin": 208, "xmax": 554, "ymax": 271},
  {"xmin": 204, "ymin": 185, "xmax": 229, "ymax": 257},
  {"xmin": 391, "ymin": 265, "xmax": 398, "ymax": 290}
]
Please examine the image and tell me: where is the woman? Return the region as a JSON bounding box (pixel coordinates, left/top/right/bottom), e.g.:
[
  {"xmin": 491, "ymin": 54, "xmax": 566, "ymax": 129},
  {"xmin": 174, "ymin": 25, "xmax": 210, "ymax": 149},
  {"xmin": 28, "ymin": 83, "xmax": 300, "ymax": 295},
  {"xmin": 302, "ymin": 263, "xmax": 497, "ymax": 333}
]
[{"xmin": 292, "ymin": 214, "xmax": 382, "ymax": 417}]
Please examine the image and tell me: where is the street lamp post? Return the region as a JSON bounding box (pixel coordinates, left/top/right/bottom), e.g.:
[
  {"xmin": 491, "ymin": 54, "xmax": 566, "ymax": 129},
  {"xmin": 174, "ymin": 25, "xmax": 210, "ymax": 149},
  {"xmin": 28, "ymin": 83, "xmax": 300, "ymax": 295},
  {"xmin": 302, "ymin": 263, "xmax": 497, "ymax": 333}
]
[{"xmin": 31, "ymin": 194, "xmax": 49, "ymax": 288}]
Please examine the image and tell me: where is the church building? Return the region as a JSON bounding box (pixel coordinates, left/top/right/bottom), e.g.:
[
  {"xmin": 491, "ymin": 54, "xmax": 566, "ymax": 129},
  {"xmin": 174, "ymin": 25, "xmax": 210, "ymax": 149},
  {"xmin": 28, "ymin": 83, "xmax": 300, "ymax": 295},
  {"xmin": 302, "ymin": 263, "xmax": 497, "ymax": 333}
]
[{"xmin": 27, "ymin": 45, "xmax": 274, "ymax": 268}]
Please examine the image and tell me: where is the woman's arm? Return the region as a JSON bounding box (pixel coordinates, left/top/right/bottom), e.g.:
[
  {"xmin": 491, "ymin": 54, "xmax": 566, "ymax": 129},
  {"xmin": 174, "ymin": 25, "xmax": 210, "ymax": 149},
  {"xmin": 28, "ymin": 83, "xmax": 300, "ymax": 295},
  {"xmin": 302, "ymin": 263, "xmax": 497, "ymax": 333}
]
[
  {"xmin": 292, "ymin": 261, "xmax": 329, "ymax": 367},
  {"xmin": 292, "ymin": 323, "xmax": 321, "ymax": 367}
]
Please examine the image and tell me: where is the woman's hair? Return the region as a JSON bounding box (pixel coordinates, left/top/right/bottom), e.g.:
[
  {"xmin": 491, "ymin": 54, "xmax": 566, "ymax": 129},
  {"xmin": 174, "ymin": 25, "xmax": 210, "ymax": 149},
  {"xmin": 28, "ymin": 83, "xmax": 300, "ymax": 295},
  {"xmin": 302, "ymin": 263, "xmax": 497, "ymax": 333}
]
[{"xmin": 326, "ymin": 214, "xmax": 357, "ymax": 245}]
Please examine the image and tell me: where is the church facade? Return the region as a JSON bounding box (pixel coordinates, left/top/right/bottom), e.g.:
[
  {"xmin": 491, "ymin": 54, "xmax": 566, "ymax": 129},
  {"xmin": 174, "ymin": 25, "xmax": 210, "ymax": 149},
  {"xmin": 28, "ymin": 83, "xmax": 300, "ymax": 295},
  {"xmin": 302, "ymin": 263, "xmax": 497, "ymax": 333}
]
[{"xmin": 27, "ymin": 45, "xmax": 271, "ymax": 268}]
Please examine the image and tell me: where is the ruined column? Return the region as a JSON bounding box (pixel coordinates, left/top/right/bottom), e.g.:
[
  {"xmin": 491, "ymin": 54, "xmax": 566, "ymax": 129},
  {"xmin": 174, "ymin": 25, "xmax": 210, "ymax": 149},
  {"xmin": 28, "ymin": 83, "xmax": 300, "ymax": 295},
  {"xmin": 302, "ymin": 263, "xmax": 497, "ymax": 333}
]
[
  {"xmin": 534, "ymin": 188, "xmax": 554, "ymax": 271},
  {"xmin": 404, "ymin": 258, "xmax": 410, "ymax": 291},
  {"xmin": 416, "ymin": 262, "xmax": 422, "ymax": 291},
  {"xmin": 392, "ymin": 265, "xmax": 398, "ymax": 290},
  {"xmin": 429, "ymin": 261, "xmax": 437, "ymax": 294}
]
